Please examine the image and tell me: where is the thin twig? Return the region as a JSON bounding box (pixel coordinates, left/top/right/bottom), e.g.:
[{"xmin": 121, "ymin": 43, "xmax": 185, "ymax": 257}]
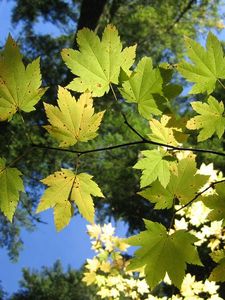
[
  {"xmin": 0, "ymin": 148, "xmax": 32, "ymax": 174},
  {"xmin": 31, "ymin": 140, "xmax": 225, "ymax": 157},
  {"xmin": 176, "ymin": 178, "xmax": 225, "ymax": 213},
  {"xmin": 121, "ymin": 112, "xmax": 146, "ymax": 141},
  {"xmin": 20, "ymin": 198, "xmax": 47, "ymax": 225}
]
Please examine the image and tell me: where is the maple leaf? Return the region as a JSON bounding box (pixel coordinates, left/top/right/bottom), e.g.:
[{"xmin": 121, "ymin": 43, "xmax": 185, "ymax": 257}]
[
  {"xmin": 186, "ymin": 96, "xmax": 225, "ymax": 142},
  {"xmin": 36, "ymin": 169, "xmax": 104, "ymax": 231},
  {"xmin": 159, "ymin": 63, "xmax": 183, "ymax": 100},
  {"xmin": 203, "ymin": 182, "xmax": 225, "ymax": 225},
  {"xmin": 148, "ymin": 115, "xmax": 184, "ymax": 146},
  {"xmin": 210, "ymin": 250, "xmax": 225, "ymax": 282},
  {"xmin": 0, "ymin": 35, "xmax": 47, "ymax": 121},
  {"xmin": 126, "ymin": 220, "xmax": 202, "ymax": 289},
  {"xmin": 119, "ymin": 57, "xmax": 163, "ymax": 119},
  {"xmin": 139, "ymin": 155, "xmax": 209, "ymax": 209},
  {"xmin": 134, "ymin": 150, "xmax": 173, "ymax": 188},
  {"xmin": 178, "ymin": 32, "xmax": 225, "ymax": 94},
  {"xmin": 0, "ymin": 157, "xmax": 24, "ymax": 221},
  {"xmin": 61, "ymin": 25, "xmax": 136, "ymax": 97},
  {"xmin": 139, "ymin": 181, "xmax": 173, "ymax": 209},
  {"xmin": 44, "ymin": 87, "xmax": 104, "ymax": 147}
]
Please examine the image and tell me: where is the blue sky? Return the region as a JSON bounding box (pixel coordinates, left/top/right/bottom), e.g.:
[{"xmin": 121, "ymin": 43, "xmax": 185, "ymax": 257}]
[{"xmin": 0, "ymin": 1, "xmax": 128, "ymax": 295}]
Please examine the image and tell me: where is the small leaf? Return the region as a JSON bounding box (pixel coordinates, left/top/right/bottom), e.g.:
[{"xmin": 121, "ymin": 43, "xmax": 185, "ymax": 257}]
[
  {"xmin": 0, "ymin": 35, "xmax": 47, "ymax": 121},
  {"xmin": 0, "ymin": 157, "xmax": 24, "ymax": 221},
  {"xmin": 139, "ymin": 156, "xmax": 209, "ymax": 208},
  {"xmin": 187, "ymin": 96, "xmax": 225, "ymax": 141},
  {"xmin": 36, "ymin": 169, "xmax": 104, "ymax": 231},
  {"xmin": 126, "ymin": 220, "xmax": 202, "ymax": 289},
  {"xmin": 210, "ymin": 249, "xmax": 225, "ymax": 263},
  {"xmin": 148, "ymin": 115, "xmax": 182, "ymax": 146},
  {"xmin": 178, "ymin": 32, "xmax": 225, "ymax": 94},
  {"xmin": 134, "ymin": 150, "xmax": 172, "ymax": 188},
  {"xmin": 119, "ymin": 57, "xmax": 163, "ymax": 119},
  {"xmin": 44, "ymin": 87, "xmax": 104, "ymax": 147},
  {"xmin": 138, "ymin": 181, "xmax": 173, "ymax": 209},
  {"xmin": 61, "ymin": 25, "xmax": 136, "ymax": 97}
]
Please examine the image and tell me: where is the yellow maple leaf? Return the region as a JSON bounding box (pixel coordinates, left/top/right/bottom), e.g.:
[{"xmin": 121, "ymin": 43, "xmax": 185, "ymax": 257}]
[{"xmin": 44, "ymin": 86, "xmax": 104, "ymax": 147}]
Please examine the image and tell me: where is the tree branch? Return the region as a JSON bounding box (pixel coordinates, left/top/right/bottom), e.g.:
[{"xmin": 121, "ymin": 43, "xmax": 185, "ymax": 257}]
[
  {"xmin": 31, "ymin": 140, "xmax": 225, "ymax": 158},
  {"xmin": 176, "ymin": 178, "xmax": 225, "ymax": 213}
]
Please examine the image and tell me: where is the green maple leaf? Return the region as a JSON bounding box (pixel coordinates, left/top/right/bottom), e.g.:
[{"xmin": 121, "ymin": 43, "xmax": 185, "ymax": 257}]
[
  {"xmin": 186, "ymin": 96, "xmax": 225, "ymax": 142},
  {"xmin": 126, "ymin": 220, "xmax": 202, "ymax": 289},
  {"xmin": 139, "ymin": 181, "xmax": 173, "ymax": 209},
  {"xmin": 210, "ymin": 250, "xmax": 225, "ymax": 282},
  {"xmin": 178, "ymin": 32, "xmax": 225, "ymax": 94},
  {"xmin": 209, "ymin": 258, "xmax": 225, "ymax": 282},
  {"xmin": 36, "ymin": 169, "xmax": 104, "ymax": 231},
  {"xmin": 139, "ymin": 155, "xmax": 209, "ymax": 208},
  {"xmin": 134, "ymin": 150, "xmax": 172, "ymax": 188},
  {"xmin": 44, "ymin": 87, "xmax": 105, "ymax": 147},
  {"xmin": 119, "ymin": 57, "xmax": 163, "ymax": 119},
  {"xmin": 0, "ymin": 157, "xmax": 24, "ymax": 221},
  {"xmin": 0, "ymin": 35, "xmax": 47, "ymax": 121},
  {"xmin": 61, "ymin": 25, "xmax": 136, "ymax": 97},
  {"xmin": 203, "ymin": 182, "xmax": 225, "ymax": 225}
]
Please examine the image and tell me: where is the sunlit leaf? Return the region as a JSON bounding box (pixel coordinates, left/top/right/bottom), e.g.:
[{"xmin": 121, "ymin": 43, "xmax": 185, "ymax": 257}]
[
  {"xmin": 126, "ymin": 220, "xmax": 202, "ymax": 289},
  {"xmin": 0, "ymin": 157, "xmax": 24, "ymax": 221},
  {"xmin": 119, "ymin": 57, "xmax": 163, "ymax": 119},
  {"xmin": 178, "ymin": 32, "xmax": 225, "ymax": 94},
  {"xmin": 61, "ymin": 25, "xmax": 136, "ymax": 97},
  {"xmin": 187, "ymin": 96, "xmax": 225, "ymax": 141},
  {"xmin": 44, "ymin": 87, "xmax": 104, "ymax": 147},
  {"xmin": 139, "ymin": 155, "xmax": 209, "ymax": 208},
  {"xmin": 0, "ymin": 35, "xmax": 47, "ymax": 121},
  {"xmin": 134, "ymin": 150, "xmax": 172, "ymax": 188},
  {"xmin": 36, "ymin": 169, "xmax": 104, "ymax": 231}
]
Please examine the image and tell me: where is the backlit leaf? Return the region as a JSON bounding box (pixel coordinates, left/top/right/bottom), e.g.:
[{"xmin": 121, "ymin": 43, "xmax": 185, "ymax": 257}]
[
  {"xmin": 139, "ymin": 156, "xmax": 209, "ymax": 208},
  {"xmin": 186, "ymin": 96, "xmax": 225, "ymax": 142},
  {"xmin": 148, "ymin": 115, "xmax": 182, "ymax": 146},
  {"xmin": 61, "ymin": 25, "xmax": 136, "ymax": 97},
  {"xmin": 44, "ymin": 87, "xmax": 104, "ymax": 147},
  {"xmin": 178, "ymin": 32, "xmax": 225, "ymax": 94},
  {"xmin": 126, "ymin": 220, "xmax": 202, "ymax": 289},
  {"xmin": 203, "ymin": 182, "xmax": 225, "ymax": 225},
  {"xmin": 0, "ymin": 157, "xmax": 24, "ymax": 221},
  {"xmin": 119, "ymin": 57, "xmax": 163, "ymax": 119},
  {"xmin": 0, "ymin": 35, "xmax": 47, "ymax": 121},
  {"xmin": 134, "ymin": 150, "xmax": 172, "ymax": 188},
  {"xmin": 36, "ymin": 169, "xmax": 104, "ymax": 231}
]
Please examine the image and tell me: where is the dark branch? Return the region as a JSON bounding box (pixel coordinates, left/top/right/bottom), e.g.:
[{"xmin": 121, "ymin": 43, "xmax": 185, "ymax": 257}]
[
  {"xmin": 121, "ymin": 112, "xmax": 147, "ymax": 141},
  {"xmin": 31, "ymin": 140, "xmax": 225, "ymax": 158},
  {"xmin": 176, "ymin": 178, "xmax": 225, "ymax": 213},
  {"xmin": 73, "ymin": 0, "xmax": 107, "ymax": 48}
]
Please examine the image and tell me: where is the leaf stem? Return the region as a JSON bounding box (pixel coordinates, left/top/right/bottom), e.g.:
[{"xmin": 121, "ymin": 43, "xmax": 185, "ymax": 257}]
[{"xmin": 218, "ymin": 79, "xmax": 225, "ymax": 90}]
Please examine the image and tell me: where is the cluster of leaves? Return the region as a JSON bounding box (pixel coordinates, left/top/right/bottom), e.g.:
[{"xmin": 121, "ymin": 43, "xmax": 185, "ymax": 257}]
[
  {"xmin": 83, "ymin": 223, "xmax": 151, "ymax": 300},
  {"xmin": 1, "ymin": 23, "xmax": 225, "ymax": 293},
  {"xmin": 83, "ymin": 222, "xmax": 223, "ymax": 300}
]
